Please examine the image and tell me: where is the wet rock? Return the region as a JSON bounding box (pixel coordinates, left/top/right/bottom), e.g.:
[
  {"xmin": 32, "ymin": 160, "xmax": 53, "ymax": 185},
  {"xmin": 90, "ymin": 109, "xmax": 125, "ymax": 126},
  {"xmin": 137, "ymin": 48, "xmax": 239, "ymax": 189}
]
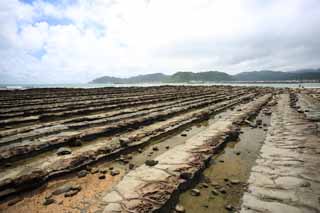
[
  {"xmin": 180, "ymin": 172, "xmax": 192, "ymax": 180},
  {"xmin": 8, "ymin": 197, "xmax": 23, "ymax": 206},
  {"xmin": 145, "ymin": 160, "xmax": 158, "ymax": 166},
  {"xmin": 78, "ymin": 170, "xmax": 88, "ymax": 178},
  {"xmin": 191, "ymin": 189, "xmax": 201, "ymax": 196},
  {"xmin": 43, "ymin": 197, "xmax": 55, "ymax": 206},
  {"xmin": 110, "ymin": 170, "xmax": 120, "ymax": 176},
  {"xmin": 175, "ymin": 204, "xmax": 185, "ymax": 213},
  {"xmin": 56, "ymin": 147, "xmax": 72, "ymax": 156}
]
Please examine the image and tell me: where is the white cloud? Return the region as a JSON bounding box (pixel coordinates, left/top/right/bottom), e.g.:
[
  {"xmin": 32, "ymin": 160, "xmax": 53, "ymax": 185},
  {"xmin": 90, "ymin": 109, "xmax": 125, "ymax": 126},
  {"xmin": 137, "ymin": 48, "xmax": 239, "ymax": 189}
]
[{"xmin": 0, "ymin": 0, "xmax": 320, "ymax": 83}]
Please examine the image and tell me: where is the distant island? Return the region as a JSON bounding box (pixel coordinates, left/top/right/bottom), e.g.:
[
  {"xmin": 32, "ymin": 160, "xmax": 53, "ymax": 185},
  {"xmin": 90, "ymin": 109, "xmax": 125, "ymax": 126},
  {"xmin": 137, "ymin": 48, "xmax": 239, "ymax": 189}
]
[{"xmin": 90, "ymin": 69, "xmax": 320, "ymax": 84}]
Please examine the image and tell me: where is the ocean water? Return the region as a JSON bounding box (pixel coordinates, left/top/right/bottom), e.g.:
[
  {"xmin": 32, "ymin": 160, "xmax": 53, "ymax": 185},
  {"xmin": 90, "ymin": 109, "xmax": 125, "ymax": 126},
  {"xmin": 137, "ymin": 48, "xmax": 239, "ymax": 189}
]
[{"xmin": 1, "ymin": 82, "xmax": 320, "ymax": 89}]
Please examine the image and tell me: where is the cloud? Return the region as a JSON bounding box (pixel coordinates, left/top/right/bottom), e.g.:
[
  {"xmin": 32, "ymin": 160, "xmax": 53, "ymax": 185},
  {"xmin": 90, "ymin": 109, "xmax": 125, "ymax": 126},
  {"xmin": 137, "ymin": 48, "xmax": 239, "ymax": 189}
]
[{"xmin": 1, "ymin": 0, "xmax": 320, "ymax": 83}]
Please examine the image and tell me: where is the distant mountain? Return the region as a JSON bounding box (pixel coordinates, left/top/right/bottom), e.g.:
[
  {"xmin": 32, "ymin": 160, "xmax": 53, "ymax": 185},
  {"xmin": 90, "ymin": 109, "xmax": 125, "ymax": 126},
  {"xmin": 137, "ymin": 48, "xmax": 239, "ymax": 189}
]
[
  {"xmin": 90, "ymin": 69, "xmax": 320, "ymax": 84},
  {"xmin": 91, "ymin": 73, "xmax": 169, "ymax": 84},
  {"xmin": 90, "ymin": 71, "xmax": 234, "ymax": 84},
  {"xmin": 234, "ymin": 69, "xmax": 320, "ymax": 81}
]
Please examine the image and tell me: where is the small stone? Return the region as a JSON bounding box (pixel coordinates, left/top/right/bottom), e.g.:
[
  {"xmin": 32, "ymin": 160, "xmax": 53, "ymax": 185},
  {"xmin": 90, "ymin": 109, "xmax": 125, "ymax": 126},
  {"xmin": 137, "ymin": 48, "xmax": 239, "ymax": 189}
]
[
  {"xmin": 56, "ymin": 147, "xmax": 72, "ymax": 156},
  {"xmin": 219, "ymin": 187, "xmax": 227, "ymax": 194},
  {"xmin": 175, "ymin": 204, "xmax": 185, "ymax": 213},
  {"xmin": 109, "ymin": 167, "xmax": 114, "ymax": 170},
  {"xmin": 219, "ymin": 159, "xmax": 224, "ymax": 163},
  {"xmin": 71, "ymin": 184, "xmax": 81, "ymax": 191},
  {"xmin": 224, "ymin": 178, "xmax": 229, "ymax": 182},
  {"xmin": 43, "ymin": 197, "xmax": 55, "ymax": 206},
  {"xmin": 64, "ymin": 190, "xmax": 79, "ymax": 197},
  {"xmin": 211, "ymin": 189, "xmax": 219, "ymax": 195},
  {"xmin": 8, "ymin": 197, "xmax": 23, "ymax": 206},
  {"xmin": 145, "ymin": 160, "xmax": 158, "ymax": 166},
  {"xmin": 202, "ymin": 204, "xmax": 209, "ymax": 208},
  {"xmin": 300, "ymin": 181, "xmax": 311, "ymax": 187},
  {"xmin": 52, "ymin": 184, "xmax": 73, "ymax": 195},
  {"xmin": 210, "ymin": 180, "xmax": 220, "ymax": 187},
  {"xmin": 119, "ymin": 138, "xmax": 129, "ymax": 147},
  {"xmin": 165, "ymin": 146, "xmax": 170, "ymax": 149},
  {"xmin": 191, "ymin": 189, "xmax": 201, "ymax": 196},
  {"xmin": 152, "ymin": 146, "xmax": 159, "ymax": 151},
  {"xmin": 110, "ymin": 170, "xmax": 120, "ymax": 176},
  {"xmin": 202, "ymin": 183, "xmax": 209, "ymax": 188},
  {"xmin": 181, "ymin": 133, "xmax": 187, "ymax": 137},
  {"xmin": 78, "ymin": 170, "xmax": 88, "ymax": 178},
  {"xmin": 235, "ymin": 151, "xmax": 241, "ymax": 155},
  {"xmin": 230, "ymin": 179, "xmax": 240, "ymax": 185},
  {"xmin": 138, "ymin": 148, "xmax": 143, "ymax": 153},
  {"xmin": 98, "ymin": 175, "xmax": 106, "ymax": 179},
  {"xmin": 129, "ymin": 163, "xmax": 135, "ymax": 169},
  {"xmin": 90, "ymin": 168, "xmax": 99, "ymax": 174},
  {"xmin": 256, "ymin": 119, "xmax": 262, "ymax": 125},
  {"xmin": 225, "ymin": 204, "xmax": 234, "ymax": 211},
  {"xmin": 99, "ymin": 168, "xmax": 108, "ymax": 174}
]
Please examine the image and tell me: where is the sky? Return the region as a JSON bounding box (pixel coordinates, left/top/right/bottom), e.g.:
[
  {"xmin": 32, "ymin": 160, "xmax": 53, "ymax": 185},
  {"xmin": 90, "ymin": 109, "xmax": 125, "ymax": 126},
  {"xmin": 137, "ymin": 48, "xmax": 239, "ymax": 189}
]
[{"xmin": 0, "ymin": 0, "xmax": 320, "ymax": 83}]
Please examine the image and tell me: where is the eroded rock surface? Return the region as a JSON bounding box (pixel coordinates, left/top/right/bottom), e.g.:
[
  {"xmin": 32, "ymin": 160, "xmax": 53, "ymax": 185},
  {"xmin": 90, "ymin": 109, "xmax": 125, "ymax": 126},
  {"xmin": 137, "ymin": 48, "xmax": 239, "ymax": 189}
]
[
  {"xmin": 241, "ymin": 94, "xmax": 320, "ymax": 213},
  {"xmin": 101, "ymin": 95, "xmax": 271, "ymax": 213}
]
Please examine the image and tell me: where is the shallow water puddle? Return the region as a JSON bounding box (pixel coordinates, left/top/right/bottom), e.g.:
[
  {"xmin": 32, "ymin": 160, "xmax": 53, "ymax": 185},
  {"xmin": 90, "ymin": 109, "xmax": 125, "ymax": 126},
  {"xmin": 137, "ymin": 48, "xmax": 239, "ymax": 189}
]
[{"xmin": 177, "ymin": 111, "xmax": 270, "ymax": 213}]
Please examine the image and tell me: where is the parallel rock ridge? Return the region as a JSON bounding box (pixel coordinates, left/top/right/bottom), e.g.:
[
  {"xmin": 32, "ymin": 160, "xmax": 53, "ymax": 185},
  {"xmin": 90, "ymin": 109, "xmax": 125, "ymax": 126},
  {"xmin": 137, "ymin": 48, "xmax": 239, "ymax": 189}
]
[
  {"xmin": 0, "ymin": 86, "xmax": 270, "ymax": 198},
  {"xmin": 101, "ymin": 94, "xmax": 271, "ymax": 213},
  {"xmin": 241, "ymin": 94, "xmax": 320, "ymax": 213}
]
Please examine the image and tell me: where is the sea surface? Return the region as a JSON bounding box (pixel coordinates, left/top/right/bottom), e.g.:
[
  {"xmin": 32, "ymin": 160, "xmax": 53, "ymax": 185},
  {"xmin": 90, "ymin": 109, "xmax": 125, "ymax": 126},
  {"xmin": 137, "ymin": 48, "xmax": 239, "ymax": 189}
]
[{"xmin": 1, "ymin": 82, "xmax": 320, "ymax": 89}]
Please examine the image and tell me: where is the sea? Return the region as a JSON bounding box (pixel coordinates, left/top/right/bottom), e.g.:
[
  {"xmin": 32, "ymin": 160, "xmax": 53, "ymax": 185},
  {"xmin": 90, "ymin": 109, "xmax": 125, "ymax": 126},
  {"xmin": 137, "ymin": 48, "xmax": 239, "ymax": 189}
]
[{"xmin": 1, "ymin": 82, "xmax": 320, "ymax": 90}]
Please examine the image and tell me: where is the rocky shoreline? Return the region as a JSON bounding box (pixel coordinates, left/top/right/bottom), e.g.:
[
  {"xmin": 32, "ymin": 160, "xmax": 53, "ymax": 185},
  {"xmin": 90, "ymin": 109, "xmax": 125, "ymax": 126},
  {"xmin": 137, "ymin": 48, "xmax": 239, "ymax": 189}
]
[{"xmin": 0, "ymin": 86, "xmax": 319, "ymax": 213}]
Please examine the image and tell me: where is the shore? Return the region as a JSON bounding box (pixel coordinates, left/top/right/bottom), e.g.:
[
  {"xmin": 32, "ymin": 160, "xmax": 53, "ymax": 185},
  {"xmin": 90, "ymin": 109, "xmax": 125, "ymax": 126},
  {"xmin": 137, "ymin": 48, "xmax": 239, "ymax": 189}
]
[{"xmin": 0, "ymin": 86, "xmax": 319, "ymax": 213}]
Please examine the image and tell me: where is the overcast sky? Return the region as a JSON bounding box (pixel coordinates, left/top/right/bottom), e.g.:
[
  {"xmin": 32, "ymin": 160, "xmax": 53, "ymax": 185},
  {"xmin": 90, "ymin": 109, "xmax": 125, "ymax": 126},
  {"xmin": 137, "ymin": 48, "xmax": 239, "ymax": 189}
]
[{"xmin": 1, "ymin": 0, "xmax": 320, "ymax": 83}]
